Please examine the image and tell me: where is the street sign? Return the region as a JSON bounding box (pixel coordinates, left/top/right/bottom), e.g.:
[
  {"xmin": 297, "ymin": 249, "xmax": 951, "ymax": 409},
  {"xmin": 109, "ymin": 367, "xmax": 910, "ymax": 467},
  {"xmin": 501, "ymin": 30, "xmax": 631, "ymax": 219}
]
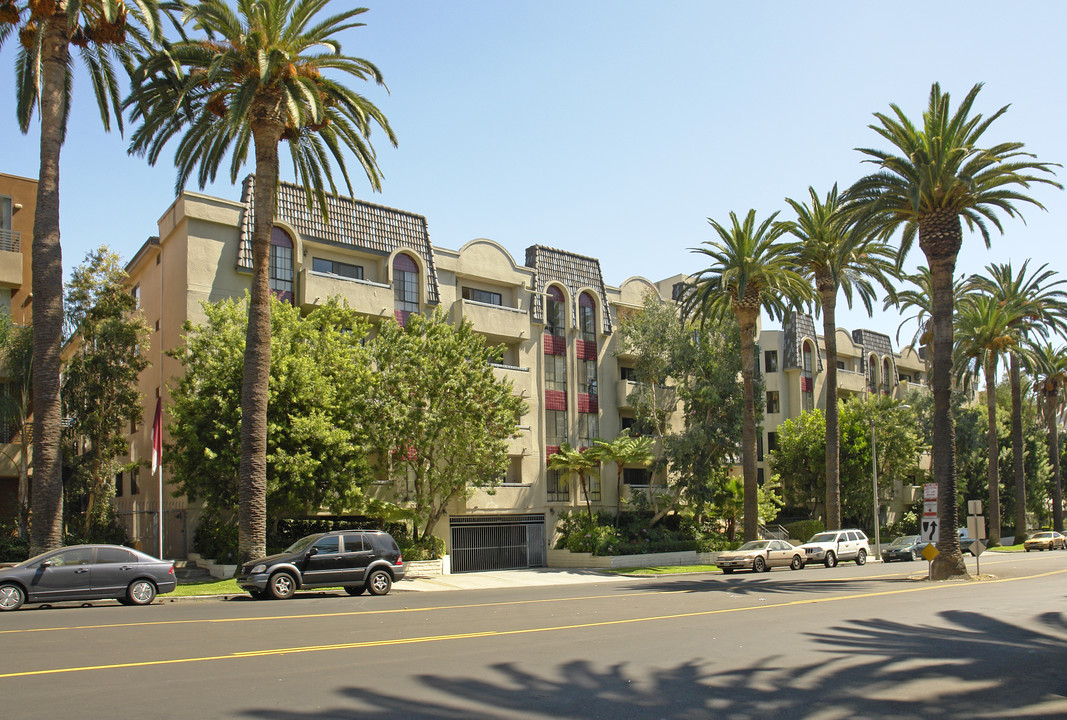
[
  {"xmin": 966, "ymin": 515, "xmax": 987, "ymax": 540},
  {"xmin": 921, "ymin": 543, "xmax": 939, "ymax": 562},
  {"xmin": 970, "ymin": 539, "xmax": 986, "ymax": 557},
  {"xmin": 967, "ymin": 500, "xmax": 983, "ymax": 515},
  {"xmin": 922, "ymin": 483, "xmax": 939, "ymax": 544},
  {"xmin": 924, "ymin": 483, "xmax": 938, "ymax": 501}
]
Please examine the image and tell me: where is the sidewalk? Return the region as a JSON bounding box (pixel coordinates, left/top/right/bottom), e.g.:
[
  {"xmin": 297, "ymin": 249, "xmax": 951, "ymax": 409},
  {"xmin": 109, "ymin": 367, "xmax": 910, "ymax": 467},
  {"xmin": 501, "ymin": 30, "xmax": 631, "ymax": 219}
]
[{"xmin": 396, "ymin": 567, "xmax": 633, "ymax": 592}]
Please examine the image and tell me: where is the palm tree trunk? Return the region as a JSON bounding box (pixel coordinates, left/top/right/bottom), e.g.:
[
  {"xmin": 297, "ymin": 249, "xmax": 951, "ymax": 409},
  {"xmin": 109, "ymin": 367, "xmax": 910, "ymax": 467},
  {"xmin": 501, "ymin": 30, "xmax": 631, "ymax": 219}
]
[
  {"xmin": 237, "ymin": 119, "xmax": 284, "ymax": 565},
  {"xmin": 821, "ymin": 286, "xmax": 841, "ymax": 530},
  {"xmin": 984, "ymin": 358, "xmax": 1002, "ymax": 545},
  {"xmin": 919, "ymin": 214, "xmax": 966, "ymax": 580},
  {"xmin": 28, "ymin": 16, "xmax": 70, "ymax": 555},
  {"xmin": 1009, "ymin": 352, "xmax": 1027, "ymax": 540},
  {"xmin": 736, "ymin": 308, "xmax": 759, "ymax": 542},
  {"xmin": 1049, "ymin": 411, "xmax": 1063, "ymax": 533}
]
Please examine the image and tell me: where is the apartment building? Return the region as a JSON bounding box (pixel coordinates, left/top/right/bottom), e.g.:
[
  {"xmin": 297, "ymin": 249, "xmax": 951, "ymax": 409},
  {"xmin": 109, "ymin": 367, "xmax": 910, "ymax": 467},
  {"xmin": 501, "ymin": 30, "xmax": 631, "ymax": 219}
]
[{"xmin": 0, "ymin": 173, "xmax": 35, "ymax": 522}]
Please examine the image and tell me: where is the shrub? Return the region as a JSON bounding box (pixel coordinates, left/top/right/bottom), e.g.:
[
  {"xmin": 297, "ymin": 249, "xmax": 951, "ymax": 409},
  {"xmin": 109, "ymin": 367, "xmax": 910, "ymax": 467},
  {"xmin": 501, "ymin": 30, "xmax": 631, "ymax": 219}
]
[
  {"xmin": 0, "ymin": 523, "xmax": 29, "ymax": 563},
  {"xmin": 193, "ymin": 511, "xmax": 239, "ymax": 563},
  {"xmin": 784, "ymin": 519, "xmax": 824, "ymax": 544},
  {"xmin": 398, "ymin": 534, "xmax": 445, "ymax": 561}
]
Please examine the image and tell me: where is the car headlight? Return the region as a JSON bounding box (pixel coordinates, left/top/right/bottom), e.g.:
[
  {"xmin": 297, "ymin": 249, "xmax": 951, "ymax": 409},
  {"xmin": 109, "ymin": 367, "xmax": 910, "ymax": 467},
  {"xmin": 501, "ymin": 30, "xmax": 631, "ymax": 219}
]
[{"xmin": 250, "ymin": 564, "xmax": 267, "ymax": 574}]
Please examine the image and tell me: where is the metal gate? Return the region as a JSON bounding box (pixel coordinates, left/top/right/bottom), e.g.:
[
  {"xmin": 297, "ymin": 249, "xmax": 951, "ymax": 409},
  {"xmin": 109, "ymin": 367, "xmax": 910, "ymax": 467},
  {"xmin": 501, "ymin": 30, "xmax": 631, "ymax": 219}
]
[{"xmin": 449, "ymin": 514, "xmax": 546, "ymax": 573}]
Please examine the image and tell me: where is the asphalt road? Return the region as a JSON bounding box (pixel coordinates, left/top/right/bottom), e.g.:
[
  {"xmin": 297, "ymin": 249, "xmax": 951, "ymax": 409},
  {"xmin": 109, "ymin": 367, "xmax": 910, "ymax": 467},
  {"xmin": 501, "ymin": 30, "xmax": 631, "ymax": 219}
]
[{"xmin": 2, "ymin": 552, "xmax": 1066, "ymax": 719}]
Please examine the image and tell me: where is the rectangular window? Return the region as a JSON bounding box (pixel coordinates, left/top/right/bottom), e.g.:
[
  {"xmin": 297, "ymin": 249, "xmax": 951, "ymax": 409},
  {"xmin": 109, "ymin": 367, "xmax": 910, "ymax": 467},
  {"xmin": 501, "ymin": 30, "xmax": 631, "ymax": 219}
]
[
  {"xmin": 767, "ymin": 431, "xmax": 777, "ymax": 453},
  {"xmin": 578, "ymin": 358, "xmax": 597, "ymax": 396},
  {"xmin": 130, "ymin": 468, "xmax": 139, "ymax": 495},
  {"xmin": 462, "ymin": 286, "xmax": 502, "ymax": 306},
  {"xmin": 757, "ymin": 432, "xmax": 764, "ymax": 462},
  {"xmin": 757, "ymin": 468, "xmax": 765, "ymax": 487},
  {"xmin": 312, "ymin": 257, "xmax": 364, "ymax": 280},
  {"xmin": 269, "ymin": 244, "xmax": 294, "ymax": 300},
  {"xmin": 545, "ymin": 354, "xmax": 567, "ymax": 393},
  {"xmin": 131, "ymin": 284, "xmax": 141, "ymax": 309},
  {"xmin": 546, "ymin": 410, "xmax": 567, "ymax": 448},
  {"xmin": 394, "ymin": 269, "xmax": 419, "ymax": 314},
  {"xmin": 584, "ymin": 473, "xmax": 601, "ymax": 502},
  {"xmin": 764, "ymin": 350, "xmax": 778, "ymax": 373},
  {"xmin": 623, "ymin": 468, "xmax": 650, "ymax": 486},
  {"xmin": 621, "ymin": 416, "xmax": 636, "ymax": 432},
  {"xmin": 619, "ymin": 366, "xmax": 637, "ymax": 382},
  {"xmin": 115, "ymin": 472, "xmax": 123, "ymax": 498},
  {"xmin": 766, "ymin": 391, "xmax": 780, "ymax": 414},
  {"xmin": 500, "ymin": 457, "xmax": 524, "ymax": 485},
  {"xmin": 578, "ymin": 413, "xmax": 598, "ymax": 448},
  {"xmin": 837, "ymin": 361, "xmax": 846, "ymax": 370},
  {"xmin": 0, "ymin": 196, "xmax": 11, "ymax": 235},
  {"xmin": 546, "ymin": 469, "xmax": 570, "ymax": 502}
]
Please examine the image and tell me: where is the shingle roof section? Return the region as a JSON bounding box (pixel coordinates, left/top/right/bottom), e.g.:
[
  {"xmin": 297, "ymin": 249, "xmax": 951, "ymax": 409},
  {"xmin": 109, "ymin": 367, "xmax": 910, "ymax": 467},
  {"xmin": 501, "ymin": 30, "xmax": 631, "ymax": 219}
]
[
  {"xmin": 851, "ymin": 329, "xmax": 897, "ymax": 385},
  {"xmin": 524, "ymin": 245, "xmax": 613, "ymax": 334},
  {"xmin": 783, "ymin": 312, "xmax": 823, "ymax": 372},
  {"xmin": 237, "ymin": 176, "xmax": 440, "ymax": 304}
]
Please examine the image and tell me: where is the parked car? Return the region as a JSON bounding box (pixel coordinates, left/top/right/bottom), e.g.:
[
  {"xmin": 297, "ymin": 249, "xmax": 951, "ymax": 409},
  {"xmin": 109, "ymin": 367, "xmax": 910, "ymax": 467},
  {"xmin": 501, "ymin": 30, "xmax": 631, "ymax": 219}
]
[
  {"xmin": 1024, "ymin": 531, "xmax": 1067, "ymax": 551},
  {"xmin": 799, "ymin": 529, "xmax": 871, "ymax": 568},
  {"xmin": 881, "ymin": 535, "xmax": 924, "ymax": 562},
  {"xmin": 717, "ymin": 540, "xmax": 806, "ymax": 574},
  {"xmin": 0, "ymin": 544, "xmax": 176, "ymax": 612},
  {"xmin": 236, "ymin": 529, "xmax": 405, "ymax": 600}
]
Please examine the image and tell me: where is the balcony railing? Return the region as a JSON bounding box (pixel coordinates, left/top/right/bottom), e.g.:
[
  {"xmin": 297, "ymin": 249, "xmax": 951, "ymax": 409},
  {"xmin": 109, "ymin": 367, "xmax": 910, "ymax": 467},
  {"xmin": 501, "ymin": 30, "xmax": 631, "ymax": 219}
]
[{"xmin": 0, "ymin": 228, "xmax": 20, "ymax": 253}]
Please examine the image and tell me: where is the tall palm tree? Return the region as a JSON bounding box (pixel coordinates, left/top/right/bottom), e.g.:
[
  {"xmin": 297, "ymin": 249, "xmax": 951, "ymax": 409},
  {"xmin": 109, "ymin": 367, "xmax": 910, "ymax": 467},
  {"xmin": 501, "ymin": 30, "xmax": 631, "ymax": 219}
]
[
  {"xmin": 1029, "ymin": 342, "xmax": 1067, "ymax": 532},
  {"xmin": 1, "ymin": 0, "xmax": 161, "ymax": 554},
  {"xmin": 589, "ymin": 431, "xmax": 654, "ymax": 516},
  {"xmin": 783, "ymin": 184, "xmax": 897, "ymax": 531},
  {"xmin": 846, "ymin": 83, "xmax": 1060, "ymax": 580},
  {"xmin": 966, "ymin": 261, "xmax": 1067, "ymax": 541},
  {"xmin": 685, "ymin": 210, "xmax": 813, "ymax": 541},
  {"xmin": 952, "ymin": 292, "xmax": 1019, "ymax": 545},
  {"xmin": 547, "ymin": 443, "xmax": 600, "ymax": 521},
  {"xmin": 126, "ymin": 0, "xmax": 396, "ymax": 564},
  {"xmin": 885, "ymin": 266, "xmax": 967, "ymax": 369}
]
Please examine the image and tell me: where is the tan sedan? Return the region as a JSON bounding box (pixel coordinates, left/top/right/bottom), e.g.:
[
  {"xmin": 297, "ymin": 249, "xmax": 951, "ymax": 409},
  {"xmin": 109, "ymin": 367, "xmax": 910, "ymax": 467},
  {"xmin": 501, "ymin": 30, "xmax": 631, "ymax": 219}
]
[
  {"xmin": 717, "ymin": 540, "xmax": 806, "ymax": 574},
  {"xmin": 1024, "ymin": 531, "xmax": 1066, "ymax": 551}
]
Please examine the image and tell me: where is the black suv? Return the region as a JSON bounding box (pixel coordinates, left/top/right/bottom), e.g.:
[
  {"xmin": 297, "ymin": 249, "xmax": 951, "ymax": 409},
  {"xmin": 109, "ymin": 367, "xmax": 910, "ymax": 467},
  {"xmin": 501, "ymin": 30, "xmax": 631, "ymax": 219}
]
[{"xmin": 236, "ymin": 530, "xmax": 405, "ymax": 600}]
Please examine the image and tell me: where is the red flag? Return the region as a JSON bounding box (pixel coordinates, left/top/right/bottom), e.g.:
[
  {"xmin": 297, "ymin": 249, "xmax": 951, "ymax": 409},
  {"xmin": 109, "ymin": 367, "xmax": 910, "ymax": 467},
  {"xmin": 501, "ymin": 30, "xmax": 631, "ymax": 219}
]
[{"xmin": 151, "ymin": 397, "xmax": 162, "ymax": 474}]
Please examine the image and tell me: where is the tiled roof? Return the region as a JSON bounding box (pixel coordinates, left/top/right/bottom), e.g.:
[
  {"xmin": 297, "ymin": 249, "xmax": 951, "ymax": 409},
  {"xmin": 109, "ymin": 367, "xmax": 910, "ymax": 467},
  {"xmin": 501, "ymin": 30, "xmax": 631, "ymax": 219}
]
[
  {"xmin": 783, "ymin": 312, "xmax": 823, "ymax": 372},
  {"xmin": 237, "ymin": 176, "xmax": 440, "ymax": 304},
  {"xmin": 524, "ymin": 245, "xmax": 613, "ymax": 334}
]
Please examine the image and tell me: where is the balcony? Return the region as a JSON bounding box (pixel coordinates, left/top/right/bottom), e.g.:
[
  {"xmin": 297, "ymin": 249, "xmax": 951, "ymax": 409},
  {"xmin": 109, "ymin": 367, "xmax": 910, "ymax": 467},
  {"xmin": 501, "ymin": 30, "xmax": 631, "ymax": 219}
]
[
  {"xmin": 895, "ymin": 380, "xmax": 930, "ymax": 399},
  {"xmin": 491, "ymin": 363, "xmax": 531, "ymax": 399},
  {"xmin": 506, "ymin": 425, "xmax": 532, "ymax": 456},
  {"xmin": 0, "ymin": 229, "xmax": 22, "ymax": 288},
  {"xmin": 297, "ymin": 267, "xmax": 392, "ymax": 316},
  {"xmin": 836, "ymin": 369, "xmax": 867, "ymax": 394},
  {"xmin": 454, "ymin": 298, "xmax": 528, "ymax": 342},
  {"xmin": 616, "ymin": 379, "xmax": 638, "ymax": 409}
]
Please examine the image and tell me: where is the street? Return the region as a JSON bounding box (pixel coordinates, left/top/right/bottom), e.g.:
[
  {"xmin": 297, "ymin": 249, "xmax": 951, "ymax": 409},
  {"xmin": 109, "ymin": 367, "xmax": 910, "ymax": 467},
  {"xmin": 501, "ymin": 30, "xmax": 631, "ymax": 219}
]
[{"xmin": 2, "ymin": 551, "xmax": 1066, "ymax": 719}]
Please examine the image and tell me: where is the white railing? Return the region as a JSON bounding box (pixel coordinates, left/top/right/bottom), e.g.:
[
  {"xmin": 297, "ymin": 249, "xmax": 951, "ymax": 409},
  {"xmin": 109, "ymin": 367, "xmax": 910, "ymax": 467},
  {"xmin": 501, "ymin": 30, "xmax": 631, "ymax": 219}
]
[{"xmin": 0, "ymin": 228, "xmax": 20, "ymax": 253}]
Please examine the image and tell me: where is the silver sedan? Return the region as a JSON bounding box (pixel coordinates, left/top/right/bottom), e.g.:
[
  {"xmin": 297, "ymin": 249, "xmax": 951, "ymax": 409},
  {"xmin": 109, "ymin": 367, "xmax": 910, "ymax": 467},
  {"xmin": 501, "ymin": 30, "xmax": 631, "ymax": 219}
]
[{"xmin": 717, "ymin": 540, "xmax": 806, "ymax": 574}]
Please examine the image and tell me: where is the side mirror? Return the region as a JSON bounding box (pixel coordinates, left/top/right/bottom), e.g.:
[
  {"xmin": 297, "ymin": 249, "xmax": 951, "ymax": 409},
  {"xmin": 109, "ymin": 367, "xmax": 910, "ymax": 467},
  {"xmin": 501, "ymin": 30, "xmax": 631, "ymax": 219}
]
[
  {"xmin": 39, "ymin": 560, "xmax": 52, "ymax": 568},
  {"xmin": 305, "ymin": 547, "xmax": 318, "ymax": 558}
]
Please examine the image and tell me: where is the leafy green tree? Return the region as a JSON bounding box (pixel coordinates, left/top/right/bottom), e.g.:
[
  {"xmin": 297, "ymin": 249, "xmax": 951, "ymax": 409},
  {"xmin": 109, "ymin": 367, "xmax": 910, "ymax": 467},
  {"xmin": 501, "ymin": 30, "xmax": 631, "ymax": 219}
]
[
  {"xmin": 966, "ymin": 261, "xmax": 1067, "ymax": 541},
  {"xmin": 685, "ymin": 209, "xmax": 813, "ymax": 541},
  {"xmin": 1, "ymin": 0, "xmax": 162, "ymax": 554},
  {"xmin": 614, "ymin": 293, "xmax": 685, "ymax": 437},
  {"xmin": 548, "ymin": 443, "xmax": 600, "ymax": 521},
  {"xmin": 369, "ymin": 310, "xmax": 526, "ymax": 541},
  {"xmin": 0, "ymin": 316, "xmax": 32, "ymax": 539},
  {"xmin": 846, "ymin": 83, "xmax": 1060, "ymax": 579},
  {"xmin": 708, "ymin": 475, "xmax": 783, "ymax": 542},
  {"xmin": 1030, "ymin": 342, "xmax": 1067, "ymax": 531},
  {"xmin": 62, "ymin": 247, "xmax": 150, "ymax": 535},
  {"xmin": 952, "ymin": 292, "xmax": 1018, "ymax": 544},
  {"xmin": 127, "ymin": 0, "xmax": 397, "ymax": 565},
  {"xmin": 588, "ymin": 432, "xmax": 654, "ymax": 517},
  {"xmin": 784, "ymin": 184, "xmax": 897, "ymax": 531},
  {"xmin": 167, "ymin": 295, "xmax": 377, "ymax": 524}
]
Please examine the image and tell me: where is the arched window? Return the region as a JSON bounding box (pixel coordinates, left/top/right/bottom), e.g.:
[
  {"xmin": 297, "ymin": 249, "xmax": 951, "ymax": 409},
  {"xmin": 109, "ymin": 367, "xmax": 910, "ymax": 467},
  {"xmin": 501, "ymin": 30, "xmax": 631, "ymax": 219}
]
[
  {"xmin": 393, "ymin": 253, "xmax": 419, "ymax": 325},
  {"xmin": 801, "ymin": 341, "xmax": 814, "ymax": 412},
  {"xmin": 882, "ymin": 358, "xmax": 892, "ymax": 395},
  {"xmin": 270, "ymin": 228, "xmax": 294, "ymax": 304},
  {"xmin": 546, "ymin": 286, "xmax": 565, "ymax": 338},
  {"xmin": 578, "ymin": 292, "xmax": 596, "ymax": 343},
  {"xmin": 868, "ymin": 355, "xmax": 878, "ymax": 394}
]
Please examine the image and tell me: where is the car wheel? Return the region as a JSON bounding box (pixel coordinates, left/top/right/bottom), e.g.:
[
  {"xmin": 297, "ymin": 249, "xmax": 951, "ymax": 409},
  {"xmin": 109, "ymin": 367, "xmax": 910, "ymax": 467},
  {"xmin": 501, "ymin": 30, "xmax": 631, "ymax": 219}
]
[
  {"xmin": 753, "ymin": 556, "xmax": 767, "ymax": 573},
  {"xmin": 856, "ymin": 549, "xmax": 867, "ymax": 566},
  {"xmin": 722, "ymin": 568, "xmax": 734, "ymax": 574},
  {"xmin": 126, "ymin": 579, "xmax": 157, "ymax": 606},
  {"xmin": 345, "ymin": 585, "xmax": 365, "ymax": 596},
  {"xmin": 268, "ymin": 571, "xmax": 297, "ymax": 600},
  {"xmin": 1026, "ymin": 548, "xmax": 1031, "ymax": 552},
  {"xmin": 366, "ymin": 570, "xmax": 392, "ymax": 596},
  {"xmin": 824, "ymin": 551, "xmax": 837, "ymax": 568},
  {"xmin": 0, "ymin": 583, "xmax": 25, "ymax": 612},
  {"xmin": 790, "ymin": 555, "xmax": 803, "ymax": 570}
]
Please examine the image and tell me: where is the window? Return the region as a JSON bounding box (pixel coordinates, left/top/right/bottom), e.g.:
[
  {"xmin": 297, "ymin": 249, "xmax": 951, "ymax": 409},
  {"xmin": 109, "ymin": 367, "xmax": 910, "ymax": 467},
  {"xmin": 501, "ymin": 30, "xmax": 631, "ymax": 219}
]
[
  {"xmin": 312, "ymin": 536, "xmax": 340, "ymax": 554},
  {"xmin": 868, "ymin": 356, "xmax": 878, "ymax": 393},
  {"xmin": 624, "ymin": 468, "xmax": 650, "ymax": 486},
  {"xmin": 757, "ymin": 468, "xmax": 765, "ymax": 487},
  {"xmin": 130, "ymin": 468, "xmax": 139, "ymax": 495},
  {"xmin": 801, "ymin": 341, "xmax": 814, "ymax": 412},
  {"xmin": 342, "ymin": 534, "xmax": 366, "ymax": 552},
  {"xmin": 0, "ymin": 195, "xmax": 11, "ymax": 232},
  {"xmin": 766, "ymin": 391, "xmax": 780, "ymax": 414},
  {"xmin": 578, "ymin": 413, "xmax": 598, "ymax": 447},
  {"xmin": 767, "ymin": 431, "xmax": 777, "ymax": 453},
  {"xmin": 757, "ymin": 432, "xmax": 764, "ymax": 462},
  {"xmin": 620, "ymin": 366, "xmax": 637, "ymax": 382},
  {"xmin": 882, "ymin": 358, "xmax": 892, "ymax": 394},
  {"xmin": 115, "ymin": 472, "xmax": 123, "ymax": 498},
  {"xmin": 546, "ymin": 469, "xmax": 570, "ymax": 502},
  {"xmin": 584, "ymin": 473, "xmax": 601, "ymax": 502},
  {"xmin": 621, "ymin": 416, "xmax": 636, "ymax": 432},
  {"xmin": 546, "ymin": 409, "xmax": 567, "ymax": 447},
  {"xmin": 50, "ymin": 547, "xmax": 94, "ymax": 566},
  {"xmin": 97, "ymin": 547, "xmax": 135, "ymax": 564},
  {"xmin": 671, "ymin": 282, "xmax": 687, "ymax": 301},
  {"xmin": 837, "ymin": 361, "xmax": 845, "ymax": 370},
  {"xmin": 393, "ymin": 253, "xmax": 419, "ymax": 323},
  {"xmin": 462, "ymin": 286, "xmax": 502, "ymax": 306},
  {"xmin": 764, "ymin": 350, "xmax": 778, "ymax": 373},
  {"xmin": 131, "ymin": 284, "xmax": 141, "ymax": 309},
  {"xmin": 578, "ymin": 292, "xmax": 596, "ymax": 343},
  {"xmin": 500, "ymin": 457, "xmax": 524, "ymax": 485},
  {"xmin": 312, "ymin": 257, "xmax": 363, "ymax": 280},
  {"xmin": 546, "ymin": 286, "xmax": 565, "ymax": 337},
  {"xmin": 545, "ymin": 354, "xmax": 567, "ymax": 394},
  {"xmin": 270, "ymin": 228, "xmax": 294, "ymax": 303},
  {"xmin": 579, "ymin": 358, "xmax": 597, "ymax": 396}
]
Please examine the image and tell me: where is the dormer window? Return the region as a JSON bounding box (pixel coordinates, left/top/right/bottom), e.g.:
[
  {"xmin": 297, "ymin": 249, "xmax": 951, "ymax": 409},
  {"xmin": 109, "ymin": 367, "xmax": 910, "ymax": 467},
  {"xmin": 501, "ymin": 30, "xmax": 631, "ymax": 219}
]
[
  {"xmin": 546, "ymin": 286, "xmax": 565, "ymax": 338},
  {"xmin": 393, "ymin": 253, "xmax": 419, "ymax": 325},
  {"xmin": 270, "ymin": 228, "xmax": 294, "ymax": 304}
]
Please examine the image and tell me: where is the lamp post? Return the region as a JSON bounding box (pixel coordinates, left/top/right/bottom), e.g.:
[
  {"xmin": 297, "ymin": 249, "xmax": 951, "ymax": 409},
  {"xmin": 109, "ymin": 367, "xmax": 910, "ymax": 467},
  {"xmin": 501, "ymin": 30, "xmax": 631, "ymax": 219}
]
[{"xmin": 871, "ymin": 403, "xmax": 909, "ymax": 559}]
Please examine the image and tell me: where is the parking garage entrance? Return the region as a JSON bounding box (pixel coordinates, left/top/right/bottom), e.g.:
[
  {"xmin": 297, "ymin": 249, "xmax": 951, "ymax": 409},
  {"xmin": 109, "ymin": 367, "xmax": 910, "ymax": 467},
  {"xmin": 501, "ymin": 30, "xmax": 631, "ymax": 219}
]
[{"xmin": 449, "ymin": 514, "xmax": 546, "ymax": 573}]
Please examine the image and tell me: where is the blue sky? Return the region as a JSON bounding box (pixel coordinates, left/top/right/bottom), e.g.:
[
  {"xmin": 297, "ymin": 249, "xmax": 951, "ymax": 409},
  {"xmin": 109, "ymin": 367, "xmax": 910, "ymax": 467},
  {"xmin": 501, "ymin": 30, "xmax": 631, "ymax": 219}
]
[{"xmin": 2, "ymin": 2, "xmax": 1064, "ymax": 344}]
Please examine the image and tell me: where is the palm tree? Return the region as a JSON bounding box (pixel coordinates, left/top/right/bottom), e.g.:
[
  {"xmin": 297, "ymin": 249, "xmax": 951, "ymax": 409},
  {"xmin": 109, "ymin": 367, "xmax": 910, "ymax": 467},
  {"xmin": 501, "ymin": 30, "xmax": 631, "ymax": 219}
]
[
  {"xmin": 885, "ymin": 267, "xmax": 967, "ymax": 369},
  {"xmin": 952, "ymin": 292, "xmax": 1019, "ymax": 545},
  {"xmin": 547, "ymin": 443, "xmax": 600, "ymax": 520},
  {"xmin": 1, "ymin": 0, "xmax": 162, "ymax": 554},
  {"xmin": 846, "ymin": 83, "xmax": 1060, "ymax": 580},
  {"xmin": 126, "ymin": 0, "xmax": 396, "ymax": 564},
  {"xmin": 0, "ymin": 317, "xmax": 32, "ymax": 539},
  {"xmin": 783, "ymin": 184, "xmax": 897, "ymax": 531},
  {"xmin": 1028, "ymin": 342, "xmax": 1067, "ymax": 532},
  {"xmin": 966, "ymin": 261, "xmax": 1067, "ymax": 542},
  {"xmin": 685, "ymin": 210, "xmax": 813, "ymax": 541},
  {"xmin": 588, "ymin": 431, "xmax": 654, "ymax": 516}
]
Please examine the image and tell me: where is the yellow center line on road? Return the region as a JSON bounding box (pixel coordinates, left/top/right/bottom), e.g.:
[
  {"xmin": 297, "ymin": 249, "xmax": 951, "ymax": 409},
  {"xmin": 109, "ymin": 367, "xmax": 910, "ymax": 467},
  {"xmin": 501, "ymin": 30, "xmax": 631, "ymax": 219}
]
[
  {"xmin": 2, "ymin": 566, "xmax": 1063, "ymax": 680},
  {"xmin": 0, "ymin": 554, "xmax": 1030, "ymax": 637}
]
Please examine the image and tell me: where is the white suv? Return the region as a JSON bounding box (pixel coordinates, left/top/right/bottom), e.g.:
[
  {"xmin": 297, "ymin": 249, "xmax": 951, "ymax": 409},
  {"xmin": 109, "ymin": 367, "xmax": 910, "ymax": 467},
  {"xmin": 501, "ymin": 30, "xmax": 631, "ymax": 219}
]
[{"xmin": 799, "ymin": 529, "xmax": 871, "ymax": 568}]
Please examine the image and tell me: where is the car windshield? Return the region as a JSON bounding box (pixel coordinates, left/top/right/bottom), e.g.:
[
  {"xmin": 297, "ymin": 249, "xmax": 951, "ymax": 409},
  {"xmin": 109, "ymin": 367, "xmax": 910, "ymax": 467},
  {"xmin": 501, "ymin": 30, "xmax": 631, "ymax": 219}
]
[
  {"xmin": 808, "ymin": 533, "xmax": 837, "ymax": 543},
  {"xmin": 737, "ymin": 541, "xmax": 771, "ymax": 551},
  {"xmin": 1033, "ymin": 533, "xmax": 1053, "ymax": 539},
  {"xmin": 890, "ymin": 536, "xmax": 920, "ymax": 547},
  {"xmin": 284, "ymin": 535, "xmax": 320, "ymax": 553}
]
